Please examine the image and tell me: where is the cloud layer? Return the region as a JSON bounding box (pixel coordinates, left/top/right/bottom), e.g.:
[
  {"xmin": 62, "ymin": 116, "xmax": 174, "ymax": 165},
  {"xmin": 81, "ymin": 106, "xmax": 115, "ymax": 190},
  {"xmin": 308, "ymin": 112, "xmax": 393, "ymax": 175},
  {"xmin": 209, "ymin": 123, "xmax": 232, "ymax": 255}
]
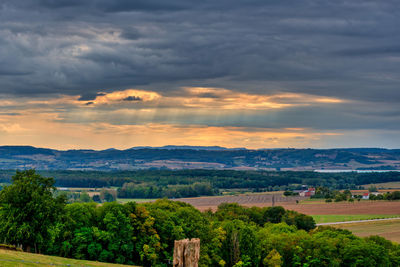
[{"xmin": 0, "ymin": 1, "xmax": 399, "ymax": 148}]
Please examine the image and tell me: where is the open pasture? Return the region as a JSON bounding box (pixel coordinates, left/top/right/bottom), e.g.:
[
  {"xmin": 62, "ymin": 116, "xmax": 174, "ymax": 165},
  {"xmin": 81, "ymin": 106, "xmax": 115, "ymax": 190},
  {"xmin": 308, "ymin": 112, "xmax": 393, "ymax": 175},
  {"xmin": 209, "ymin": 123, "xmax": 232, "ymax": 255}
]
[
  {"xmin": 312, "ymin": 214, "xmax": 399, "ymax": 224},
  {"xmin": 333, "ymin": 219, "xmax": 400, "ymax": 243}
]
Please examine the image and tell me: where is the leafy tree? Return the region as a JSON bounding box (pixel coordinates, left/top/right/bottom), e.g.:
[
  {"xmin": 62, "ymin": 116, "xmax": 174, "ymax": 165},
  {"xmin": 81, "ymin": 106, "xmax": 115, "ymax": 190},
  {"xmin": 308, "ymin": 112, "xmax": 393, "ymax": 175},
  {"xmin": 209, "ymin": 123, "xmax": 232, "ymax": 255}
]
[
  {"xmin": 263, "ymin": 206, "xmax": 285, "ymax": 224},
  {"xmin": 124, "ymin": 202, "xmax": 161, "ymax": 266},
  {"xmin": 283, "ymin": 210, "xmax": 316, "ymax": 231},
  {"xmin": 79, "ymin": 192, "xmax": 91, "ymax": 202},
  {"xmin": 263, "ymin": 249, "xmax": 283, "ymax": 267},
  {"xmin": 1, "ymin": 172, "xmax": 400, "ymax": 267},
  {"xmin": 53, "ymin": 202, "xmax": 98, "ymax": 257},
  {"xmin": 92, "ymin": 195, "xmax": 101, "ymax": 202},
  {"xmin": 368, "ymin": 185, "xmax": 378, "ymax": 192},
  {"xmin": 221, "ymin": 219, "xmax": 260, "ymax": 266},
  {"xmin": 97, "ymin": 202, "xmax": 134, "ymax": 263},
  {"xmin": 100, "ymin": 189, "xmax": 117, "ymax": 202},
  {"xmin": 0, "ymin": 170, "xmax": 66, "ymax": 252}
]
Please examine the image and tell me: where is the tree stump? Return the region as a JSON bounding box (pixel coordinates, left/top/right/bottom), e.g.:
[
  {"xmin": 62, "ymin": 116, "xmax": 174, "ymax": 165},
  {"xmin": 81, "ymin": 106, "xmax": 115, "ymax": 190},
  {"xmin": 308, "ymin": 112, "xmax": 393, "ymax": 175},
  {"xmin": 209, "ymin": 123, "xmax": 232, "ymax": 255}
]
[{"xmin": 173, "ymin": 238, "xmax": 200, "ymax": 267}]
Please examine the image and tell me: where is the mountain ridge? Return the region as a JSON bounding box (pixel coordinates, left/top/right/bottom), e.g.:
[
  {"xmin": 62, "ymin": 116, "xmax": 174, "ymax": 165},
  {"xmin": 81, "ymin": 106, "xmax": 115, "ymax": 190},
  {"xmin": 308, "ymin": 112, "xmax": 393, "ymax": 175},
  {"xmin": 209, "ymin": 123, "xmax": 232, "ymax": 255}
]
[{"xmin": 0, "ymin": 145, "xmax": 399, "ymax": 171}]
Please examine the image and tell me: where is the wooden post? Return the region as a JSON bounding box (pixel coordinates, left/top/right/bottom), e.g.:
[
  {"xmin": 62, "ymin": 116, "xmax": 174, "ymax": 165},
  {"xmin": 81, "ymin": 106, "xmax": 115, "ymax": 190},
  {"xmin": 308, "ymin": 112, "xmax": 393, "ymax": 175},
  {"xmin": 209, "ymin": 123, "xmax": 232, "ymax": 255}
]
[{"xmin": 173, "ymin": 238, "xmax": 200, "ymax": 267}]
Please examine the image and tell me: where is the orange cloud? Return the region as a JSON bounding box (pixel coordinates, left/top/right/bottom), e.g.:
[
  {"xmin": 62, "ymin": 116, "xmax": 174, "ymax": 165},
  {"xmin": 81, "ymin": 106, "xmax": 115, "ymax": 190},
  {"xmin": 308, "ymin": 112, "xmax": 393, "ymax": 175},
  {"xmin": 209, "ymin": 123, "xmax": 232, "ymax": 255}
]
[
  {"xmin": 0, "ymin": 86, "xmax": 349, "ymax": 149},
  {"xmin": 77, "ymin": 87, "xmax": 346, "ymax": 110},
  {"xmin": 88, "ymin": 89, "xmax": 161, "ymax": 105},
  {"xmin": 0, "ymin": 108, "xmax": 343, "ymax": 150}
]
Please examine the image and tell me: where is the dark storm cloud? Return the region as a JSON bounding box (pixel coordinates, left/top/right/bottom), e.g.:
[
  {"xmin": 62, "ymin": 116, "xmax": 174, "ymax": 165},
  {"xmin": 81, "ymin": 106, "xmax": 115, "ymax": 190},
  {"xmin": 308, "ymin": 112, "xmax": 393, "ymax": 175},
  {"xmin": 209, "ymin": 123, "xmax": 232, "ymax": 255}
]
[
  {"xmin": 334, "ymin": 46, "xmax": 400, "ymax": 57},
  {"xmin": 0, "ymin": 70, "xmax": 32, "ymax": 76},
  {"xmin": 195, "ymin": 92, "xmax": 221, "ymax": 99},
  {"xmin": 123, "ymin": 96, "xmax": 142, "ymax": 101},
  {"xmin": 119, "ymin": 28, "xmax": 141, "ymax": 41},
  {"xmin": 78, "ymin": 93, "xmax": 106, "ymax": 101},
  {"xmin": 0, "ymin": 0, "xmax": 400, "ymax": 134}
]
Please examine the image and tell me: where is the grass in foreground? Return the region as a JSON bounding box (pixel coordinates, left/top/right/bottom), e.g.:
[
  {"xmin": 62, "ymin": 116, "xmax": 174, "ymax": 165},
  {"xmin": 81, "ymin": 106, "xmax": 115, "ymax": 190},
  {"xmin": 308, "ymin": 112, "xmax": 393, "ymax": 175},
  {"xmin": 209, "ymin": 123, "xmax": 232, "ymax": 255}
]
[
  {"xmin": 333, "ymin": 219, "xmax": 400, "ymax": 243},
  {"xmin": 312, "ymin": 214, "xmax": 400, "ymax": 224},
  {"xmin": 0, "ymin": 249, "xmax": 134, "ymax": 267}
]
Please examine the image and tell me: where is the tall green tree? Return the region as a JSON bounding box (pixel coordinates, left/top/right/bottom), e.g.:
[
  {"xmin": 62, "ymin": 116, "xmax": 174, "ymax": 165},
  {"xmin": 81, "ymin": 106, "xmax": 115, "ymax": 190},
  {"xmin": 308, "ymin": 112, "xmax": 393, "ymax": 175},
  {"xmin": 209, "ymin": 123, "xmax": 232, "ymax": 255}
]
[{"xmin": 0, "ymin": 170, "xmax": 66, "ymax": 252}]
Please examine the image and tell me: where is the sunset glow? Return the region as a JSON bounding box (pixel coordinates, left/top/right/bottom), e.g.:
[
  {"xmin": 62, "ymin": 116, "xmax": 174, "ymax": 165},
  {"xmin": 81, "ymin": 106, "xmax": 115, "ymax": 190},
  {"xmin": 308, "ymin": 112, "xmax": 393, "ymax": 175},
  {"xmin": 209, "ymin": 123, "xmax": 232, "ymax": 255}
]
[{"xmin": 0, "ymin": 1, "xmax": 399, "ymax": 149}]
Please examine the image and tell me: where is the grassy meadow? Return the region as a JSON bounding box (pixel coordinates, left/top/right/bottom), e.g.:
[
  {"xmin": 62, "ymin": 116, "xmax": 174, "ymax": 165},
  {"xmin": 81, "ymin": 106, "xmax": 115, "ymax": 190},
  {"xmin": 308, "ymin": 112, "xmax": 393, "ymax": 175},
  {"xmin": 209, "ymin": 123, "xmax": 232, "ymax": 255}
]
[
  {"xmin": 0, "ymin": 249, "xmax": 134, "ymax": 267},
  {"xmin": 333, "ymin": 219, "xmax": 400, "ymax": 243},
  {"xmin": 313, "ymin": 214, "xmax": 400, "ymax": 224}
]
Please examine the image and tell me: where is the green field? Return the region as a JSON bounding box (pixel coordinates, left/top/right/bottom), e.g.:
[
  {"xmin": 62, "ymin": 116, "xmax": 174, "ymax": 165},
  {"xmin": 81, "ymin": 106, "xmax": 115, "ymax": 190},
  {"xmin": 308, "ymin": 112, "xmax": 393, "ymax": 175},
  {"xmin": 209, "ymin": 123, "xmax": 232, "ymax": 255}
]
[
  {"xmin": 313, "ymin": 214, "xmax": 400, "ymax": 224},
  {"xmin": 333, "ymin": 219, "xmax": 400, "ymax": 243},
  {"xmin": 0, "ymin": 249, "xmax": 134, "ymax": 267}
]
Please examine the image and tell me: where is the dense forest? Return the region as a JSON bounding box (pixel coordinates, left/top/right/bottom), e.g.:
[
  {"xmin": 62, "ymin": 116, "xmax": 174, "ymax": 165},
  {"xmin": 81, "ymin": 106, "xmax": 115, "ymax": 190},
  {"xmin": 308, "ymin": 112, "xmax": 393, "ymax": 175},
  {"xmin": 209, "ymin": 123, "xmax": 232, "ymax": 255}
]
[
  {"xmin": 1, "ymin": 169, "xmax": 400, "ymax": 199},
  {"xmin": 1, "ymin": 170, "xmax": 400, "ymax": 266}
]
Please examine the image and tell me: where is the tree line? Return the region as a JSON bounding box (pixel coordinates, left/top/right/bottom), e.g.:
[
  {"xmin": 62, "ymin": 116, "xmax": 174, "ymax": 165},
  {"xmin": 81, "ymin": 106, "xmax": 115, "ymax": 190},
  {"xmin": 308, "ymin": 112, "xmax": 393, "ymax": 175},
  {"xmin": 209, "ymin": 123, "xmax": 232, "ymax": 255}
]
[
  {"xmin": 117, "ymin": 182, "xmax": 216, "ymax": 198},
  {"xmin": 2, "ymin": 169, "xmax": 400, "ymax": 193},
  {"xmin": 310, "ymin": 187, "xmax": 400, "ymax": 202},
  {"xmin": 1, "ymin": 170, "xmax": 400, "ymax": 266}
]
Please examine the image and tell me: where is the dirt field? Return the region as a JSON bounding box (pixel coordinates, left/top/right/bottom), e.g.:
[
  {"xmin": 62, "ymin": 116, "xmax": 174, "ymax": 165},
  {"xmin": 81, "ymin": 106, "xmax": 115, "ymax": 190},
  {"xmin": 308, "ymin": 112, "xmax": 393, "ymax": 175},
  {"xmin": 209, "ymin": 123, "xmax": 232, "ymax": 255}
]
[
  {"xmin": 333, "ymin": 219, "xmax": 400, "ymax": 243},
  {"xmin": 176, "ymin": 194, "xmax": 400, "ymax": 215},
  {"xmin": 362, "ymin": 181, "xmax": 400, "ymax": 189},
  {"xmin": 279, "ymin": 201, "xmax": 400, "ymax": 215},
  {"xmin": 175, "ymin": 193, "xmax": 306, "ymax": 211}
]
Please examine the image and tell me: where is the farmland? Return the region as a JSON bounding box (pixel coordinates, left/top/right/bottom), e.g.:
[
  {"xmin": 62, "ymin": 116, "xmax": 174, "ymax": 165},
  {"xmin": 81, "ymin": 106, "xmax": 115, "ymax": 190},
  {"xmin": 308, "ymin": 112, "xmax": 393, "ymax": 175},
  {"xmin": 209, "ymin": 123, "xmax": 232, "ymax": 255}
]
[
  {"xmin": 177, "ymin": 193, "xmax": 400, "ymax": 243},
  {"xmin": 281, "ymin": 200, "xmax": 400, "ymax": 215},
  {"xmin": 175, "ymin": 192, "xmax": 306, "ymax": 211},
  {"xmin": 176, "ymin": 192, "xmax": 400, "ymax": 215},
  {"xmin": 362, "ymin": 181, "xmax": 400, "ymax": 189},
  {"xmin": 312, "ymin": 214, "xmax": 400, "ymax": 224},
  {"xmin": 333, "ymin": 219, "xmax": 400, "ymax": 243},
  {"xmin": 2, "ymin": 170, "xmax": 400, "ymax": 266}
]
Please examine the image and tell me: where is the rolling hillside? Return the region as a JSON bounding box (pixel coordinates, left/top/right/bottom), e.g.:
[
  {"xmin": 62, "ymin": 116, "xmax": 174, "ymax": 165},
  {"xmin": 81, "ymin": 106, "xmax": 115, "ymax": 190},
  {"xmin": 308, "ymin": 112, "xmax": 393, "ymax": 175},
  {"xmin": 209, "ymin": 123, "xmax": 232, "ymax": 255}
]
[{"xmin": 0, "ymin": 146, "xmax": 399, "ymax": 171}]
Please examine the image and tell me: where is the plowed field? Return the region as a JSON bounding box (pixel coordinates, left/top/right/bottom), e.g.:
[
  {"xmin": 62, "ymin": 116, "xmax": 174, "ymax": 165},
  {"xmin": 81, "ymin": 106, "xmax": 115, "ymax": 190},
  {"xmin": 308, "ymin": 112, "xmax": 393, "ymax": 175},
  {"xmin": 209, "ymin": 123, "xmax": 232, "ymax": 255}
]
[
  {"xmin": 280, "ymin": 201, "xmax": 400, "ymax": 215},
  {"xmin": 176, "ymin": 194, "xmax": 400, "ymax": 215},
  {"xmin": 175, "ymin": 194, "xmax": 305, "ymax": 211}
]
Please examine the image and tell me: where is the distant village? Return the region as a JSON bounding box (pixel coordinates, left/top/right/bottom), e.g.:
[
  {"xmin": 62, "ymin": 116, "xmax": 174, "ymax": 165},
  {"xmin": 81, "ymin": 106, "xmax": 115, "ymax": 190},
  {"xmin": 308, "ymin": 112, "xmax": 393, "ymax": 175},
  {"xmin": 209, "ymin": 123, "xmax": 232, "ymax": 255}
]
[{"xmin": 293, "ymin": 185, "xmax": 386, "ymax": 200}]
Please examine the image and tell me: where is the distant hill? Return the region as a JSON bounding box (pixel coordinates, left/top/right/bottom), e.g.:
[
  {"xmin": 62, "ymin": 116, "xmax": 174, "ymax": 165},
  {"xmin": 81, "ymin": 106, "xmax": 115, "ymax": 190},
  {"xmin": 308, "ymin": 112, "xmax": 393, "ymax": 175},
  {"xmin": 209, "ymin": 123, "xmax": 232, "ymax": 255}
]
[
  {"xmin": 127, "ymin": 145, "xmax": 246, "ymax": 151},
  {"xmin": 0, "ymin": 145, "xmax": 399, "ymax": 171}
]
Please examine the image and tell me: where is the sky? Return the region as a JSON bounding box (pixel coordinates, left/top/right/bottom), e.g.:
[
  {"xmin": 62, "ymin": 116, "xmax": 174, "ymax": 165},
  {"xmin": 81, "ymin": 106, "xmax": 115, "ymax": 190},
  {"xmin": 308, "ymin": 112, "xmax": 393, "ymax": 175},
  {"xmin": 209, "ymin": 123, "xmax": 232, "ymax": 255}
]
[{"xmin": 0, "ymin": 0, "xmax": 399, "ymax": 150}]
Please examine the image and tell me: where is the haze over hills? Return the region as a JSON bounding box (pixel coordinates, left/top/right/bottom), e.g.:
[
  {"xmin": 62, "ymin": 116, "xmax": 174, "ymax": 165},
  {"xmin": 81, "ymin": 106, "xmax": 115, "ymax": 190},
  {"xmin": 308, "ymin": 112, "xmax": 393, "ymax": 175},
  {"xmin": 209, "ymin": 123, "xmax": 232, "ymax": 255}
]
[
  {"xmin": 0, "ymin": 145, "xmax": 399, "ymax": 171},
  {"xmin": 127, "ymin": 145, "xmax": 247, "ymax": 151}
]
